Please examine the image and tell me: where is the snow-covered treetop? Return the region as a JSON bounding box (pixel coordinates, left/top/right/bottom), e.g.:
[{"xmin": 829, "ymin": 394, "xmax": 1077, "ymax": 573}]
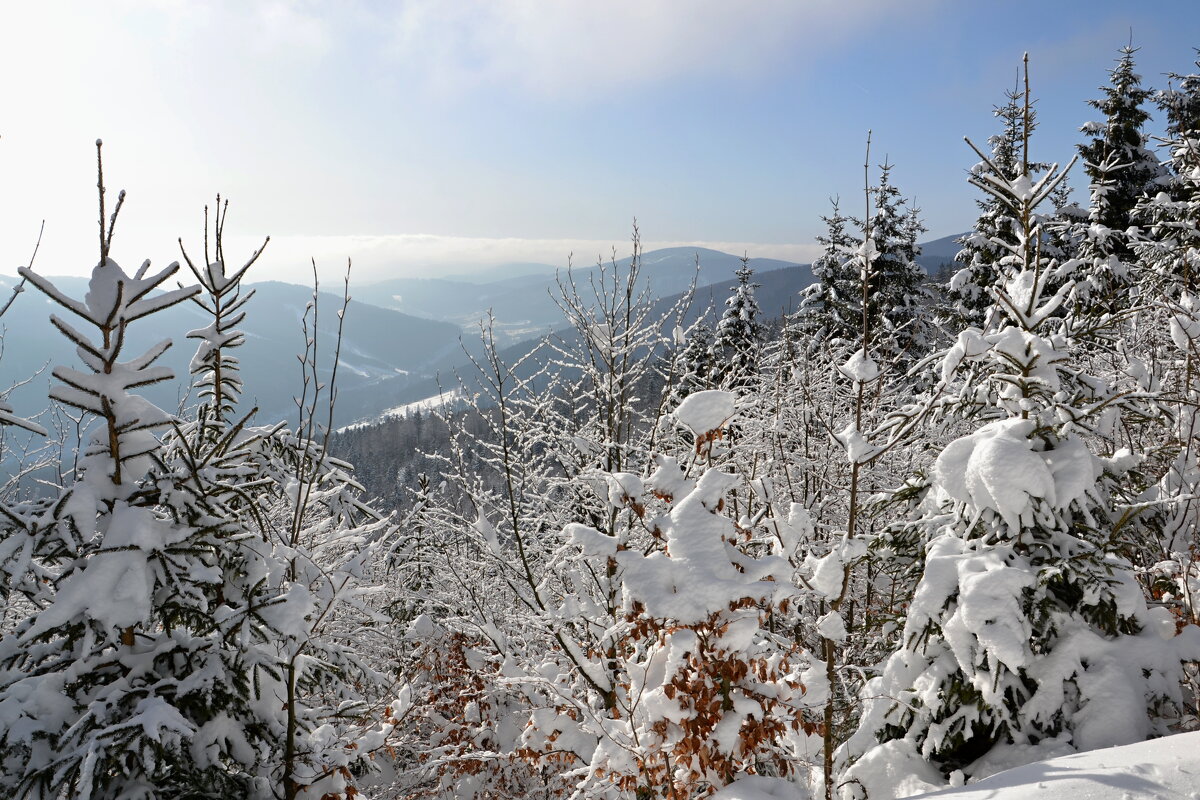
[
  {"xmin": 21, "ymin": 257, "xmax": 198, "ymax": 490},
  {"xmin": 179, "ymin": 197, "xmax": 269, "ymax": 422}
]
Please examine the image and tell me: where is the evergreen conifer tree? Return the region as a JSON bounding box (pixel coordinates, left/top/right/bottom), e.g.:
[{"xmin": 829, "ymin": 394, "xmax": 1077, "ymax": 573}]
[
  {"xmin": 838, "ymin": 79, "xmax": 1199, "ymax": 795},
  {"xmin": 171, "ymin": 203, "xmax": 394, "ymax": 799},
  {"xmin": 0, "ymin": 150, "xmax": 243, "ymax": 797},
  {"xmin": 711, "ymin": 259, "xmax": 763, "ymax": 393},
  {"xmin": 174, "ymin": 214, "xmax": 391, "ymax": 800},
  {"xmin": 1162, "ymin": 52, "xmax": 1200, "ymax": 145},
  {"xmin": 858, "ymin": 163, "xmax": 930, "ymax": 368},
  {"xmin": 797, "ymin": 199, "xmax": 861, "ymax": 350},
  {"xmin": 677, "ymin": 319, "xmax": 715, "ymax": 398},
  {"xmin": 1078, "ymin": 45, "xmax": 1162, "ymax": 242},
  {"xmin": 949, "ymin": 85, "xmax": 1043, "ymax": 329},
  {"xmin": 0, "ymin": 158, "xmax": 391, "ymax": 799},
  {"xmin": 799, "ymin": 165, "xmax": 931, "ymax": 376},
  {"xmin": 1067, "ymin": 45, "xmax": 1163, "ymax": 315},
  {"xmin": 1135, "ymin": 54, "xmax": 1200, "ymax": 292}
]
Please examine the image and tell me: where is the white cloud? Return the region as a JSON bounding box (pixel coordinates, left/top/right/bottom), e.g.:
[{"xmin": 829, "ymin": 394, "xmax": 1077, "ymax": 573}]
[
  {"xmin": 252, "ymin": 1, "xmax": 336, "ymax": 56},
  {"xmin": 0, "ymin": 1, "xmax": 922, "ymax": 284},
  {"xmin": 382, "ymin": 0, "xmax": 944, "ymax": 98}
]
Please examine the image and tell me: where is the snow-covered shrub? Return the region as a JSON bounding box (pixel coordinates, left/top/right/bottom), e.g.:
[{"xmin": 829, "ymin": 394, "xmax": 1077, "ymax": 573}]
[
  {"xmin": 579, "ymin": 456, "xmax": 824, "ymax": 797},
  {"xmin": 388, "ymin": 616, "xmax": 564, "ymax": 799},
  {"xmin": 385, "ymin": 232, "xmax": 695, "ymax": 797}
]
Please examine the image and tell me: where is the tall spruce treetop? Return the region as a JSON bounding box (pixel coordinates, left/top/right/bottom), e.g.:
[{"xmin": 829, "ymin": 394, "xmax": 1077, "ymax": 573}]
[
  {"xmin": 711, "ymin": 259, "xmax": 763, "ymax": 392},
  {"xmin": 796, "ymin": 198, "xmax": 861, "ymax": 349},
  {"xmin": 1160, "ymin": 51, "xmax": 1200, "ymax": 155},
  {"xmin": 855, "ymin": 162, "xmax": 931, "ymax": 369},
  {"xmin": 1135, "ymin": 53, "xmax": 1200, "ymax": 292},
  {"xmin": 1078, "ymin": 45, "xmax": 1162, "ymax": 239},
  {"xmin": 677, "ymin": 319, "xmax": 715, "ymax": 399},
  {"xmin": 797, "ymin": 165, "xmax": 931, "ymax": 375},
  {"xmin": 949, "ymin": 85, "xmax": 1048, "ymax": 329},
  {"xmin": 178, "ymin": 196, "xmax": 266, "ymax": 426},
  {"xmin": 1061, "ymin": 46, "xmax": 1162, "ymax": 317}
]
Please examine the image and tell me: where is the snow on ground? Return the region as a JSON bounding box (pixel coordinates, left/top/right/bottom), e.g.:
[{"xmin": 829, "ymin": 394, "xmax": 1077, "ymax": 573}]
[
  {"xmin": 710, "ymin": 775, "xmax": 807, "ymax": 799},
  {"xmin": 911, "ymin": 731, "xmax": 1200, "ymax": 800},
  {"xmin": 336, "ymin": 388, "xmax": 463, "ymax": 432},
  {"xmin": 703, "ymin": 732, "xmax": 1200, "ymax": 799}
]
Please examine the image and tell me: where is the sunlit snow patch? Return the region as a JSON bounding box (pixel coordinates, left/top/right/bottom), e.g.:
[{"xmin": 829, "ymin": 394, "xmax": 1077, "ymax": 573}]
[
  {"xmin": 907, "ymin": 731, "xmax": 1200, "ymax": 800},
  {"xmin": 336, "ymin": 388, "xmax": 463, "ymax": 432}
]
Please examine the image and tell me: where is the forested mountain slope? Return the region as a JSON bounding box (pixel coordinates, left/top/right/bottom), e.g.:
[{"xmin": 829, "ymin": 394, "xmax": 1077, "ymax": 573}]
[{"xmin": 0, "ymin": 275, "xmax": 461, "ymax": 427}]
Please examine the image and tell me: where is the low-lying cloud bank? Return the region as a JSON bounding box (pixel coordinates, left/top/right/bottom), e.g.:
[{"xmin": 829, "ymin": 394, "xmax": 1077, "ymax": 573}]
[{"xmin": 233, "ymin": 233, "xmax": 823, "ymax": 283}]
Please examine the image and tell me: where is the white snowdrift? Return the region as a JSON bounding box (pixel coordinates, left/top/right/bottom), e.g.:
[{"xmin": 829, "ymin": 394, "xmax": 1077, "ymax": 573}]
[
  {"xmin": 911, "ymin": 731, "xmax": 1200, "ymax": 800},
  {"xmin": 675, "ymin": 733, "xmax": 1200, "ymax": 800}
]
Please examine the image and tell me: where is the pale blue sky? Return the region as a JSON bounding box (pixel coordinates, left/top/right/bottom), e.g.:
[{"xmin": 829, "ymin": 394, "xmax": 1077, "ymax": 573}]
[{"xmin": 0, "ymin": 1, "xmax": 1196, "ymax": 282}]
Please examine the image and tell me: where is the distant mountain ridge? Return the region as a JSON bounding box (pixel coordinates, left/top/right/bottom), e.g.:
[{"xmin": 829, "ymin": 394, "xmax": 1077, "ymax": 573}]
[
  {"xmin": 0, "ymin": 275, "xmax": 461, "ymax": 430},
  {"xmin": 332, "ymin": 234, "xmax": 966, "ymax": 429},
  {"xmin": 333, "ymin": 257, "xmax": 818, "ymax": 428},
  {"xmin": 443, "ymin": 261, "xmax": 560, "ymax": 283},
  {"xmin": 0, "ymin": 236, "xmax": 963, "ymax": 433},
  {"xmin": 354, "ymin": 247, "xmax": 801, "ymax": 346},
  {"xmin": 915, "ymin": 232, "xmax": 964, "ymax": 276}
]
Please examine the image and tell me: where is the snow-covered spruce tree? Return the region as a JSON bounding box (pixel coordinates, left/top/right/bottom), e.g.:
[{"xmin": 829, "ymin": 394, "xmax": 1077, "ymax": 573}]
[
  {"xmin": 178, "ymin": 197, "xmax": 263, "ymax": 427},
  {"xmin": 853, "ymin": 162, "xmax": 932, "ymax": 373},
  {"xmin": 1134, "ymin": 54, "xmax": 1200, "ymax": 294},
  {"xmin": 677, "ymin": 319, "xmax": 715, "ymax": 399},
  {"xmin": 1065, "ymin": 45, "xmax": 1163, "ymax": 316},
  {"xmin": 710, "ymin": 259, "xmax": 763, "ymax": 394},
  {"xmin": 812, "ymin": 154, "xmax": 912, "ymax": 800},
  {"xmin": 1162, "ymin": 52, "xmax": 1200, "ymax": 150},
  {"xmin": 1056, "ymin": 153, "xmax": 1136, "ymax": 322},
  {"xmin": 0, "ymin": 156, "xmax": 390, "ymax": 799},
  {"xmin": 947, "ymin": 83, "xmax": 1048, "ymax": 330},
  {"xmin": 0, "ymin": 149, "xmax": 252, "ymax": 797},
  {"xmin": 1078, "ymin": 45, "xmax": 1162, "ymax": 249},
  {"xmin": 798, "ymin": 173, "xmax": 932, "ymax": 375},
  {"xmin": 1123, "ymin": 59, "xmax": 1200, "ymax": 625},
  {"xmin": 756, "ymin": 136, "xmax": 959, "ymax": 800},
  {"xmin": 170, "ymin": 204, "xmax": 395, "ymax": 799},
  {"xmin": 796, "ymin": 199, "xmax": 861, "ymax": 353},
  {"xmin": 838, "ymin": 115, "xmax": 1200, "ymax": 797}
]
